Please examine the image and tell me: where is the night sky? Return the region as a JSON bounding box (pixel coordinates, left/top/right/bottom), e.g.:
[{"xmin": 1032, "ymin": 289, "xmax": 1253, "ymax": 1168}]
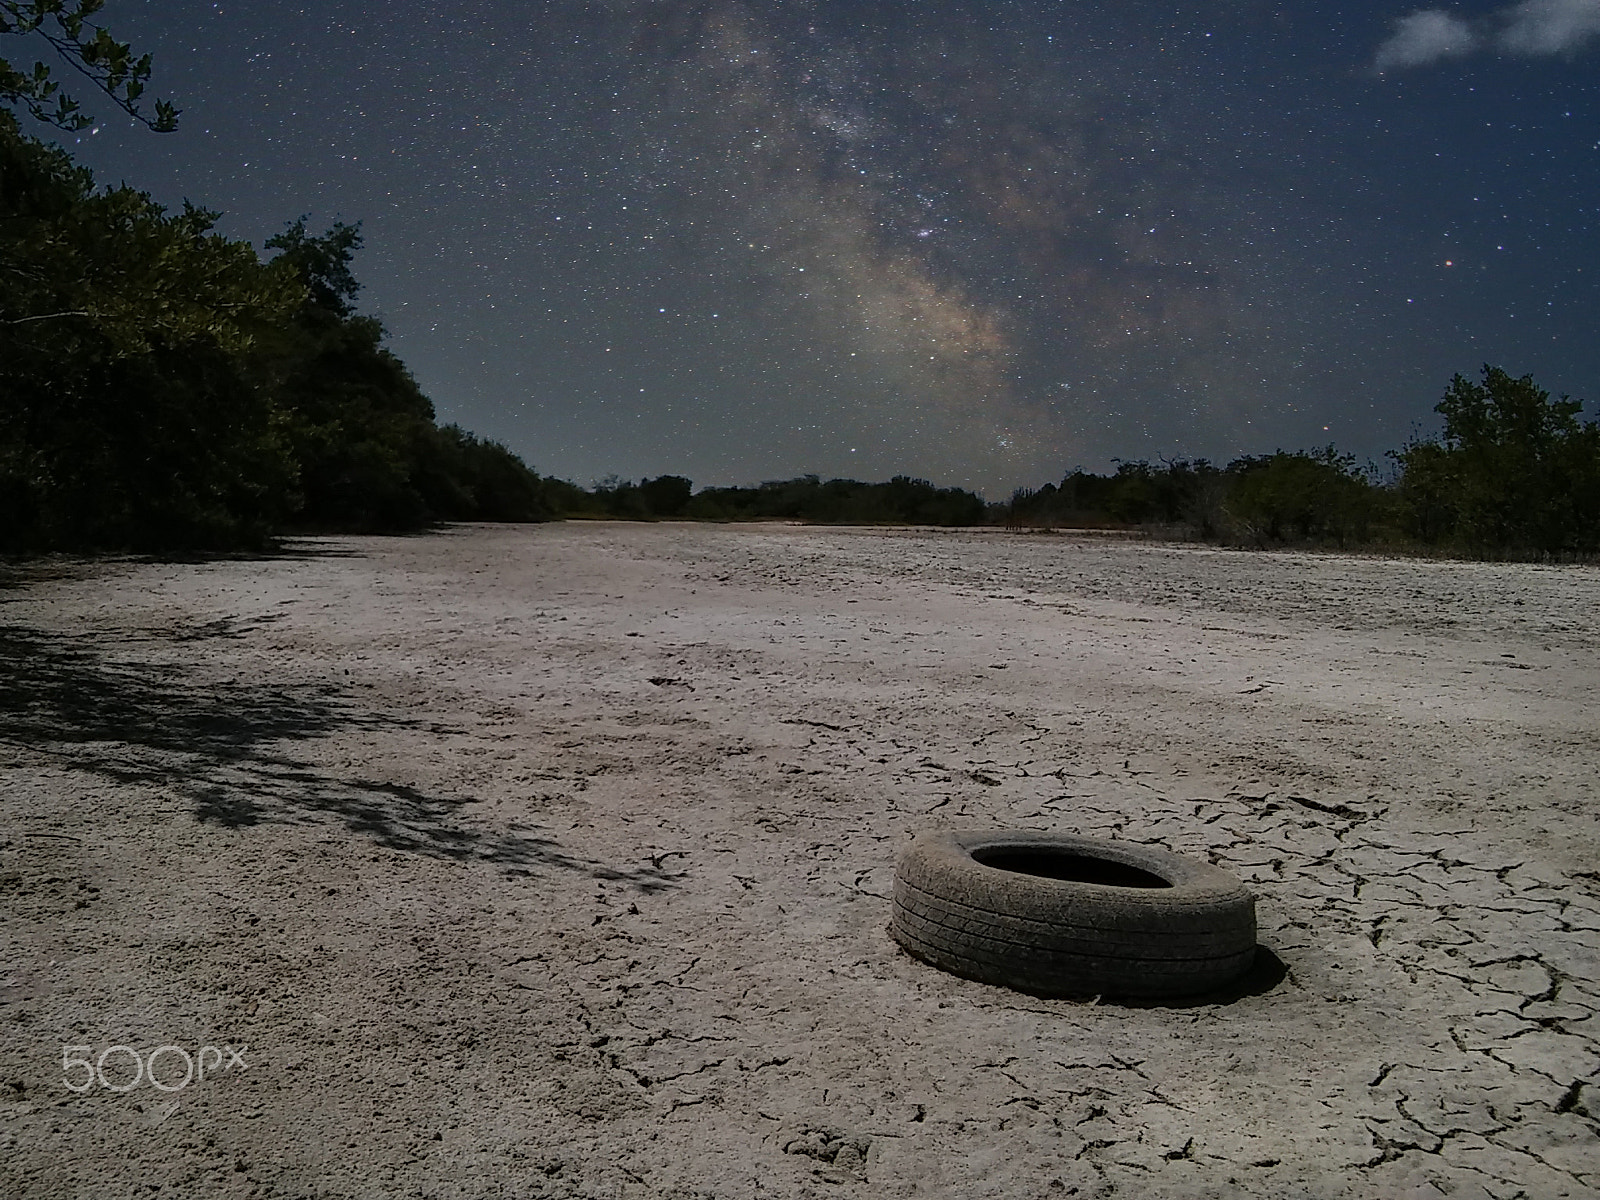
[{"xmin": 55, "ymin": 1, "xmax": 1600, "ymax": 494}]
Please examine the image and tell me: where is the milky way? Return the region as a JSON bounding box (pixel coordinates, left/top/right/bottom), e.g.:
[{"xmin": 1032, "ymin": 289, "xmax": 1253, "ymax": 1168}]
[
  {"xmin": 61, "ymin": 0, "xmax": 1600, "ymax": 492},
  {"xmin": 577, "ymin": 0, "xmax": 1276, "ymax": 481}
]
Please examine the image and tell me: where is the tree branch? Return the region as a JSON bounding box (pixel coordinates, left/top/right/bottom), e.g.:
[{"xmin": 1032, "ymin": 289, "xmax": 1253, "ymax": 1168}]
[{"xmin": 2, "ymin": 310, "xmax": 93, "ymax": 324}]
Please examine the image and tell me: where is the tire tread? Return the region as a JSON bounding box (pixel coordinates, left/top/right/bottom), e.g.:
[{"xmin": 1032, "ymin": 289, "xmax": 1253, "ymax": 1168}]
[{"xmin": 889, "ymin": 829, "xmax": 1257, "ymax": 999}]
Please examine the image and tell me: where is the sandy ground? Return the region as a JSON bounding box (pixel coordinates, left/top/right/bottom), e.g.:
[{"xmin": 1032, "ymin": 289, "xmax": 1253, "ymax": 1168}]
[{"xmin": 1, "ymin": 521, "xmax": 1598, "ymax": 1200}]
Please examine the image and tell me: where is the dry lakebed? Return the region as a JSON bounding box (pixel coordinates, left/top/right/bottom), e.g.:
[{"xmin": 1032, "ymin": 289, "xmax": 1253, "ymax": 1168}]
[{"xmin": 2, "ymin": 521, "xmax": 1597, "ymax": 1199}]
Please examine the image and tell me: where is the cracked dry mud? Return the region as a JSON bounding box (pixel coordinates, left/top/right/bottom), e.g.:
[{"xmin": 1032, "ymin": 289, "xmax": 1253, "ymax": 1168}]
[{"xmin": 1, "ymin": 522, "xmax": 1597, "ymax": 1199}]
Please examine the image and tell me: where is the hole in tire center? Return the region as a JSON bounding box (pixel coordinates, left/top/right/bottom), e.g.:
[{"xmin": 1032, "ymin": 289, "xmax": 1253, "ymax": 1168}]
[{"xmin": 972, "ymin": 848, "xmax": 1173, "ymax": 888}]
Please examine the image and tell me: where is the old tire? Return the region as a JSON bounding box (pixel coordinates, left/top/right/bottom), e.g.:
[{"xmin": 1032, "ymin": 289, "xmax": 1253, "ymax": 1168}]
[{"xmin": 890, "ymin": 829, "xmax": 1257, "ymax": 999}]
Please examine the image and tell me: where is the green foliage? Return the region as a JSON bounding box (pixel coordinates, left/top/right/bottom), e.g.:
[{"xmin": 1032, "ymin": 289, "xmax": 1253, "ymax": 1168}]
[
  {"xmin": 1002, "ymin": 367, "xmax": 1595, "ymax": 559},
  {"xmin": 1, "ymin": 1, "xmax": 177, "ymax": 131},
  {"xmin": 541, "ymin": 473, "xmax": 986, "ymax": 525},
  {"xmin": 265, "ymin": 217, "xmax": 362, "ymax": 317},
  {"xmin": 1389, "ymin": 437, "xmax": 1458, "ymax": 545},
  {"xmin": 575, "ymin": 474, "xmax": 696, "ymax": 520},
  {"xmin": 588, "ymin": 476, "xmax": 650, "ymax": 519},
  {"xmin": 413, "ymin": 426, "xmax": 553, "ymax": 523},
  {"xmin": 1225, "ymin": 447, "xmax": 1380, "ymax": 547},
  {"xmin": 255, "ymin": 219, "xmax": 555, "ymax": 531},
  {"xmin": 0, "ymin": 113, "xmax": 549, "ymax": 552},
  {"xmin": 1004, "ymin": 449, "xmax": 1387, "ymax": 547},
  {"xmin": 0, "ymin": 113, "xmax": 302, "ymax": 550},
  {"xmin": 1392, "ymin": 366, "xmax": 1600, "ymax": 554},
  {"xmin": 1006, "ymin": 459, "xmax": 1227, "ymax": 532},
  {"xmin": 263, "ymin": 238, "xmax": 434, "ymax": 529},
  {"xmin": 0, "ymin": 118, "xmax": 301, "ymax": 355},
  {"xmin": 538, "ymin": 476, "xmax": 598, "ymax": 517},
  {"xmin": 638, "ymin": 474, "xmax": 693, "ymax": 517},
  {"xmin": 599, "ymin": 474, "xmax": 987, "ymax": 526}
]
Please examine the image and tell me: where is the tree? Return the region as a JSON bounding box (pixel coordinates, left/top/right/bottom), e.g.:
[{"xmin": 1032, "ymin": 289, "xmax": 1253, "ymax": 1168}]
[
  {"xmin": 1396, "ymin": 365, "xmax": 1600, "ymax": 554},
  {"xmin": 638, "ymin": 474, "xmax": 693, "ymax": 517},
  {"xmin": 1389, "ymin": 437, "xmax": 1458, "ymax": 545},
  {"xmin": 1, "ymin": 115, "xmax": 551, "ymax": 551},
  {"xmin": 1, "ymin": 0, "xmax": 176, "ymax": 131},
  {"xmin": 1225, "ymin": 447, "xmax": 1379, "ymax": 546},
  {"xmin": 261, "ymin": 219, "xmax": 442, "ymax": 530},
  {"xmin": 261, "ymin": 217, "xmax": 553, "ymax": 532},
  {"xmin": 0, "ymin": 112, "xmax": 304, "ymax": 551},
  {"xmin": 264, "ymin": 217, "xmax": 363, "ymax": 317},
  {"xmin": 414, "ymin": 425, "xmax": 553, "ymax": 523}
]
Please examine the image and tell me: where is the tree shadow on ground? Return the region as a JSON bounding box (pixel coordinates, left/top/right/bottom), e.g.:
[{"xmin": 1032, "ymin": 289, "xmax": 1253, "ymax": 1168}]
[
  {"xmin": 0, "ymin": 540, "xmax": 360, "ymax": 599},
  {"xmin": 0, "ymin": 623, "xmax": 675, "ymax": 891}
]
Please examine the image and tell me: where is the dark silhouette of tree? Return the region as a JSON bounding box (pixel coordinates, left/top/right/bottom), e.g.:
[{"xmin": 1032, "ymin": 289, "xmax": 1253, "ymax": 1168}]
[
  {"xmin": 1390, "ymin": 437, "xmax": 1458, "ymax": 546},
  {"xmin": 997, "ymin": 367, "xmax": 1594, "ymax": 558},
  {"xmin": 1403, "ymin": 365, "xmax": 1599, "ymax": 554},
  {"xmin": 414, "ymin": 425, "xmax": 552, "ymax": 523},
  {"xmin": 0, "ymin": 114, "xmax": 302, "ymax": 551},
  {"xmin": 1003, "ymin": 459, "xmax": 1226, "ymax": 533},
  {"xmin": 262, "ymin": 219, "xmax": 438, "ymax": 530},
  {"xmin": 264, "ymin": 217, "xmax": 363, "ymax": 317},
  {"xmin": 639, "ymin": 474, "xmax": 693, "ymax": 517},
  {"xmin": 1226, "ymin": 447, "xmax": 1378, "ymax": 547},
  {"xmin": 0, "ymin": 115, "xmax": 551, "ymax": 552},
  {"xmin": 674, "ymin": 475, "xmax": 985, "ymax": 526},
  {"xmin": 261, "ymin": 217, "xmax": 552, "ymax": 530}
]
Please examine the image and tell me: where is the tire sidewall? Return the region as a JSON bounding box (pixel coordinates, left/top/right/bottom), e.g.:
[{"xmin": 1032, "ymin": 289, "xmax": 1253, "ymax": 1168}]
[{"xmin": 897, "ymin": 829, "xmax": 1255, "ymax": 935}]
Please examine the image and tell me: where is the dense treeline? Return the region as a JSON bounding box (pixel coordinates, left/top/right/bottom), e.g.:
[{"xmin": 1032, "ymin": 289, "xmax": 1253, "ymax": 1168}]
[
  {"xmin": 537, "ymin": 364, "xmax": 1597, "ymax": 559},
  {"xmin": 559, "ymin": 473, "xmax": 988, "ymax": 527},
  {"xmin": 1003, "ymin": 366, "xmax": 1600, "ymax": 557},
  {"xmin": 0, "ymin": 112, "xmax": 550, "ymax": 553},
  {"xmin": 1005, "ymin": 451, "xmax": 1377, "ymax": 545}
]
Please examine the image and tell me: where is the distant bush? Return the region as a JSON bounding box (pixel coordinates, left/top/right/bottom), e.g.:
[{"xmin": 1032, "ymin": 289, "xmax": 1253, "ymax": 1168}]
[
  {"xmin": 539, "ymin": 473, "xmax": 986, "ymax": 526},
  {"xmin": 414, "ymin": 426, "xmax": 554, "ymax": 523},
  {"xmin": 638, "ymin": 475, "xmax": 694, "ymax": 517},
  {"xmin": 1224, "ymin": 447, "xmax": 1382, "ymax": 548},
  {"xmin": 998, "ymin": 366, "xmax": 1596, "ymax": 559},
  {"xmin": 677, "ymin": 475, "xmax": 986, "ymax": 526},
  {"xmin": 1006, "ymin": 460, "xmax": 1230, "ymax": 533}
]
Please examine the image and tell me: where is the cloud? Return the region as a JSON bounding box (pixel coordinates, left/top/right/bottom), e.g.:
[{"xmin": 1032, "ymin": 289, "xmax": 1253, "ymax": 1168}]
[
  {"xmin": 1499, "ymin": 0, "xmax": 1600, "ymax": 53},
  {"xmin": 1375, "ymin": 0, "xmax": 1600, "ymax": 68},
  {"xmin": 1374, "ymin": 10, "xmax": 1479, "ymax": 69}
]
